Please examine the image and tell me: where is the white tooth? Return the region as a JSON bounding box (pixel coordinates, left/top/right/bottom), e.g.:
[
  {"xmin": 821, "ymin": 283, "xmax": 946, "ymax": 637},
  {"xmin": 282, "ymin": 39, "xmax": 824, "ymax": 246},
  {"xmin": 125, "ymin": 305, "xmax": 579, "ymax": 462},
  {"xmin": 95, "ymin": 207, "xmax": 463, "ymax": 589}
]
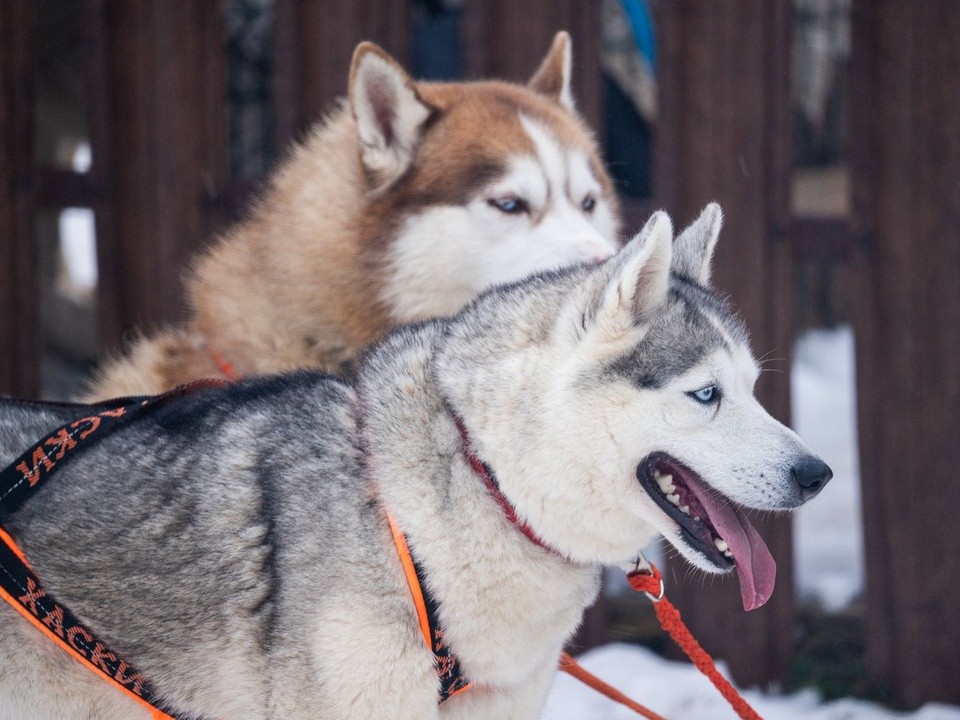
[
  {"xmin": 666, "ymin": 484, "xmax": 676, "ymax": 493},
  {"xmin": 724, "ymin": 550, "xmax": 733, "ymax": 557},
  {"xmin": 714, "ymin": 538, "xmax": 729, "ymax": 552},
  {"xmin": 653, "ymin": 469, "xmax": 661, "ymax": 479},
  {"xmin": 667, "ymin": 493, "xmax": 680, "ymax": 505},
  {"xmin": 661, "ymin": 474, "xmax": 673, "ymax": 485},
  {"xmin": 657, "ymin": 476, "xmax": 671, "ymax": 492},
  {"xmin": 694, "ymin": 515, "xmax": 701, "ymax": 522},
  {"xmin": 680, "ymin": 505, "xmax": 690, "ymax": 514}
]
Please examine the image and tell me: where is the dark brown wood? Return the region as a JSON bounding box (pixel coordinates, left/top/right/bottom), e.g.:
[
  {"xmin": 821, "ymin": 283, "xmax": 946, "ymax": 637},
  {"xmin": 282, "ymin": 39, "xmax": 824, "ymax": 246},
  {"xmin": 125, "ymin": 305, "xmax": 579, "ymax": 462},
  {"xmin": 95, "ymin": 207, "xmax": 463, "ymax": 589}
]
[
  {"xmin": 653, "ymin": 0, "xmax": 795, "ymax": 687},
  {"xmin": 461, "ymin": 0, "xmax": 604, "ymax": 137},
  {"xmin": 38, "ymin": 168, "xmax": 102, "ymax": 209},
  {"xmin": 849, "ymin": 0, "xmax": 960, "ymax": 707},
  {"xmin": 272, "ymin": 0, "xmax": 410, "ymax": 152},
  {"xmin": 0, "ymin": 0, "xmax": 40, "ymax": 398},
  {"xmin": 89, "ymin": 1, "xmax": 228, "ymax": 349},
  {"xmin": 81, "ymin": 0, "xmax": 120, "ymax": 350},
  {"xmin": 794, "ymin": 216, "xmax": 851, "ymax": 263},
  {"xmin": 620, "ymin": 198, "xmax": 655, "ymax": 234}
]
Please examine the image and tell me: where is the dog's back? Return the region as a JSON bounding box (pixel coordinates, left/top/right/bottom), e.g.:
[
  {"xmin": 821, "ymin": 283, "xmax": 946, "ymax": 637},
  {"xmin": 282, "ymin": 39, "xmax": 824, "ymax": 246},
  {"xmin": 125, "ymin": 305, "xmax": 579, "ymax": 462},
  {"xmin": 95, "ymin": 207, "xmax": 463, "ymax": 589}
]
[{"xmin": 0, "ymin": 376, "xmax": 416, "ymax": 719}]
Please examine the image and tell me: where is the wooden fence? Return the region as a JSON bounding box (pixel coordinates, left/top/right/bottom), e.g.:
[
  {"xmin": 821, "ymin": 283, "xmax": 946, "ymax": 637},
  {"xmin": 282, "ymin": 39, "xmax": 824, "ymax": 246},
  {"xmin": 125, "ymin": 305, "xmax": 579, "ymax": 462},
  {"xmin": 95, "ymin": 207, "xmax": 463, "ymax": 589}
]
[{"xmin": 1, "ymin": 0, "xmax": 958, "ymax": 708}]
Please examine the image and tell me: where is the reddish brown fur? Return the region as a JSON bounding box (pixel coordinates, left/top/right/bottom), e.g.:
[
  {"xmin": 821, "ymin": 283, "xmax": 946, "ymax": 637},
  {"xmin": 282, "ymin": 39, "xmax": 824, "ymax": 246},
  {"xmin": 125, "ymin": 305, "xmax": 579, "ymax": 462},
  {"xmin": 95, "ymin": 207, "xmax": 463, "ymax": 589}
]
[{"xmin": 84, "ymin": 40, "xmax": 620, "ymax": 401}]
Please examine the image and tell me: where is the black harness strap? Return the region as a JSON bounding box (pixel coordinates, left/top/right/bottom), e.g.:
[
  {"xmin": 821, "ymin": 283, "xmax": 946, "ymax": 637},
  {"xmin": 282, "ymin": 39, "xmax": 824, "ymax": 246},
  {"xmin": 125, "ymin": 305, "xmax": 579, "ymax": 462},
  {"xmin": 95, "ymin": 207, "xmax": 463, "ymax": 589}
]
[
  {"xmin": 409, "ymin": 551, "xmax": 472, "ymax": 701},
  {"xmin": 0, "ymin": 381, "xmax": 225, "ymax": 720}
]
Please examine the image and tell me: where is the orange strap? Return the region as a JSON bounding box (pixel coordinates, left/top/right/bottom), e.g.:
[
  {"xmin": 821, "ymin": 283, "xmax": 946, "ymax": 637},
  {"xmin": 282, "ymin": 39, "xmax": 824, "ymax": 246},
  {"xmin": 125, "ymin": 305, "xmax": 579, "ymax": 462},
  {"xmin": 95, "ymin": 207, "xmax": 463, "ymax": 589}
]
[
  {"xmin": 558, "ymin": 651, "xmax": 666, "ymax": 720},
  {"xmin": 0, "ymin": 386, "xmax": 231, "ymax": 720},
  {"xmin": 0, "ymin": 577, "xmax": 170, "ymax": 720},
  {"xmin": 384, "ymin": 511, "xmax": 433, "ymax": 647}
]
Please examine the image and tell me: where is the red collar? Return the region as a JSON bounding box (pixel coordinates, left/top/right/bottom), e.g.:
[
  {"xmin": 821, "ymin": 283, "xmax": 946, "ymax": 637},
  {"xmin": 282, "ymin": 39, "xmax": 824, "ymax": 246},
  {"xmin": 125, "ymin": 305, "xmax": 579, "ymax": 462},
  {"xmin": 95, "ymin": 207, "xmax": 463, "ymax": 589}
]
[{"xmin": 453, "ymin": 417, "xmax": 563, "ymax": 557}]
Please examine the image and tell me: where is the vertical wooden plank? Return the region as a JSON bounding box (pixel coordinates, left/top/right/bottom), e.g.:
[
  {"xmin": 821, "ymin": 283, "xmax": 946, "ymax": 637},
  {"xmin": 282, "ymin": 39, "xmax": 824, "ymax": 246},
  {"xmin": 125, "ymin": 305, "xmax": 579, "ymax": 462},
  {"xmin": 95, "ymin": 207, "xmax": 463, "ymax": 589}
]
[
  {"xmin": 93, "ymin": 1, "xmax": 228, "ymax": 347},
  {"xmin": 850, "ymin": 0, "xmax": 960, "ymax": 707},
  {"xmin": 461, "ymin": 0, "xmax": 604, "ymax": 137},
  {"xmin": 0, "ymin": 0, "xmax": 40, "ymax": 397},
  {"xmin": 82, "ymin": 0, "xmax": 120, "ymax": 350},
  {"xmin": 653, "ymin": 0, "xmax": 795, "ymax": 687},
  {"xmin": 272, "ymin": 0, "xmax": 410, "ymax": 152}
]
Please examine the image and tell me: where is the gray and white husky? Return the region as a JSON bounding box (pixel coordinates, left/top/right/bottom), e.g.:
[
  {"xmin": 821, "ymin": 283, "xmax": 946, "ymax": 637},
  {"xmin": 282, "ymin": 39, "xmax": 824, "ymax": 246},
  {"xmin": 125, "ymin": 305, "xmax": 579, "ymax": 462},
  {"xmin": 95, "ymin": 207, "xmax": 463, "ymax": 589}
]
[{"xmin": 0, "ymin": 206, "xmax": 830, "ymax": 719}]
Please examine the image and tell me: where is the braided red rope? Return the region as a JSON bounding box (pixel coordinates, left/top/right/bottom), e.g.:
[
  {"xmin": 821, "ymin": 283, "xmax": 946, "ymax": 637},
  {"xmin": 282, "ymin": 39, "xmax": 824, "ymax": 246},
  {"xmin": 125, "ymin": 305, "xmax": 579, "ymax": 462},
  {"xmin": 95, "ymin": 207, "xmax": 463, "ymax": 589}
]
[{"xmin": 628, "ymin": 564, "xmax": 763, "ymax": 720}]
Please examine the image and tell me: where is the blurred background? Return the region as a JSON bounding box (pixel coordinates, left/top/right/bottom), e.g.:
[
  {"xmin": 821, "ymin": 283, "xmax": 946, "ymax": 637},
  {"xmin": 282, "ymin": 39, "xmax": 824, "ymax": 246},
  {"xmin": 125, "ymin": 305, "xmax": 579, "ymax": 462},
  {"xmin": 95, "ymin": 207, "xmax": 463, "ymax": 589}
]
[{"xmin": 1, "ymin": 0, "xmax": 957, "ymax": 715}]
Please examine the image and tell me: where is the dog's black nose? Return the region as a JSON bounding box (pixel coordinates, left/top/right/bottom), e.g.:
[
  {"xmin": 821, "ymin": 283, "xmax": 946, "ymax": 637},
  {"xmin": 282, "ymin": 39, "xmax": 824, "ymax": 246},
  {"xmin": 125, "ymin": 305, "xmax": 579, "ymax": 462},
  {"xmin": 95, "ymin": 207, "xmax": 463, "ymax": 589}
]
[{"xmin": 791, "ymin": 456, "xmax": 833, "ymax": 500}]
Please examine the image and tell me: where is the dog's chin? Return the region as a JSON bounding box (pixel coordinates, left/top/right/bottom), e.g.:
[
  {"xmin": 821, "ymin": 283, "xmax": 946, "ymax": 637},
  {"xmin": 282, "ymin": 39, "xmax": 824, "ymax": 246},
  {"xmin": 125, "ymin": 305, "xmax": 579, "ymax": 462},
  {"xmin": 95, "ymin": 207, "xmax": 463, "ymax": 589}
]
[{"xmin": 636, "ymin": 453, "xmax": 736, "ymax": 573}]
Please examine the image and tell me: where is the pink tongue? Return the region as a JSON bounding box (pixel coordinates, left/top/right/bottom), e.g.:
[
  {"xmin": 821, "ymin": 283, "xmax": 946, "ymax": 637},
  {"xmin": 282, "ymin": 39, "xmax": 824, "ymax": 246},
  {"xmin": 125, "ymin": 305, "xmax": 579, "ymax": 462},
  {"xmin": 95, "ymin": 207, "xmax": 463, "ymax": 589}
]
[{"xmin": 689, "ymin": 487, "xmax": 777, "ymax": 611}]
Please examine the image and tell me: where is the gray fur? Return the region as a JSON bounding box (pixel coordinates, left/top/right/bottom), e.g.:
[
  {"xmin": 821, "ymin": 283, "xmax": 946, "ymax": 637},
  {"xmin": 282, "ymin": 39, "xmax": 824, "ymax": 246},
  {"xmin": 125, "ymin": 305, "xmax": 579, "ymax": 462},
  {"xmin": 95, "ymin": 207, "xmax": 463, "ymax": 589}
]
[{"xmin": 609, "ymin": 276, "xmax": 749, "ymax": 388}]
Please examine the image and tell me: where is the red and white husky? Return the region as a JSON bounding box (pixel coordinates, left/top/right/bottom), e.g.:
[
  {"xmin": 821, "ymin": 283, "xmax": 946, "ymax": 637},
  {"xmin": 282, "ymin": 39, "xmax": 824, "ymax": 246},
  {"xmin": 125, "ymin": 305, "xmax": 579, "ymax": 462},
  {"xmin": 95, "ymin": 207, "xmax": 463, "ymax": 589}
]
[{"xmin": 86, "ymin": 32, "xmax": 621, "ymax": 398}]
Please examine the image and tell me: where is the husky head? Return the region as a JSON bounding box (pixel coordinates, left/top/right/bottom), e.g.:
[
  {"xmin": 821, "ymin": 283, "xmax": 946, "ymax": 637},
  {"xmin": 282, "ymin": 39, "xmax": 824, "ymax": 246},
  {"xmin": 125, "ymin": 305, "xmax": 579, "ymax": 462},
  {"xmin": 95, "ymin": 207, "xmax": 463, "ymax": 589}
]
[
  {"xmin": 348, "ymin": 33, "xmax": 621, "ymax": 323},
  {"xmin": 436, "ymin": 205, "xmax": 831, "ymax": 611}
]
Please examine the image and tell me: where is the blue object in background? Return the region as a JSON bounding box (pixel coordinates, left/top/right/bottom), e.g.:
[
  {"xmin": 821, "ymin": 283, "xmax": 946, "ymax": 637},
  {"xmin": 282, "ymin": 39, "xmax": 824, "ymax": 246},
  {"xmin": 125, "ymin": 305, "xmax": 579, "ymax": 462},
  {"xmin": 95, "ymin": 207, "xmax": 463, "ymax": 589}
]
[{"xmin": 621, "ymin": 0, "xmax": 656, "ymax": 73}]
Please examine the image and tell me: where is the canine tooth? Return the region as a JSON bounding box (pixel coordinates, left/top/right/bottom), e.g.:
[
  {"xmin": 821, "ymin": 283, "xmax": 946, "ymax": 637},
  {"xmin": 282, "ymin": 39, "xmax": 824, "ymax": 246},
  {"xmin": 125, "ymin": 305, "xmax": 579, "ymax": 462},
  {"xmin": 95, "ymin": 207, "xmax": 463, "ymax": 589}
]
[
  {"xmin": 714, "ymin": 538, "xmax": 729, "ymax": 552},
  {"xmin": 667, "ymin": 493, "xmax": 680, "ymax": 505},
  {"xmin": 679, "ymin": 505, "xmax": 690, "ymax": 514}
]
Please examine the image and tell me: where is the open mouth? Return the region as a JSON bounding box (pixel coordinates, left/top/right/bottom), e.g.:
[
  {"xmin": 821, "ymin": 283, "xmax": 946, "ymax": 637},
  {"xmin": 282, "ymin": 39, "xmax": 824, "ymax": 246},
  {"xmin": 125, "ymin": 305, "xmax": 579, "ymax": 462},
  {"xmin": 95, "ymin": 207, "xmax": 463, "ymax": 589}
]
[{"xmin": 637, "ymin": 453, "xmax": 777, "ymax": 611}]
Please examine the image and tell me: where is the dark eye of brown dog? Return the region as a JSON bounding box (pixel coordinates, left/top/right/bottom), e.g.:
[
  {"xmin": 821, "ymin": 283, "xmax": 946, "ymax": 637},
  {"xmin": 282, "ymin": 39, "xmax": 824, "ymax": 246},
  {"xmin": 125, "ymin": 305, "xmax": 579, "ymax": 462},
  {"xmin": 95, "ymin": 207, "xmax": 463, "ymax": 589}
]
[{"xmin": 581, "ymin": 195, "xmax": 596, "ymax": 213}]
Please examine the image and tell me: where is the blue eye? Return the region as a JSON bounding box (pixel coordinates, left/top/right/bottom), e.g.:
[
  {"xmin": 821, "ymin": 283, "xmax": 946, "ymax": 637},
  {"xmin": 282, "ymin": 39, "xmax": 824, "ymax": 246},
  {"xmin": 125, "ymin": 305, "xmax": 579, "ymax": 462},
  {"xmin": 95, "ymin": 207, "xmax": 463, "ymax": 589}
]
[
  {"xmin": 488, "ymin": 196, "xmax": 528, "ymax": 214},
  {"xmin": 689, "ymin": 385, "xmax": 719, "ymax": 404}
]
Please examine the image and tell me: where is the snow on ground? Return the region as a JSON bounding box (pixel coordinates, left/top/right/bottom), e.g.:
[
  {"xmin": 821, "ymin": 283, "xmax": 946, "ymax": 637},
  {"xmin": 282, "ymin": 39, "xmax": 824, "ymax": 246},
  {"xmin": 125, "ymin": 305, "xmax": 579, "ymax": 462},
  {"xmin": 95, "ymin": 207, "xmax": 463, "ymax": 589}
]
[
  {"xmin": 542, "ymin": 644, "xmax": 960, "ymax": 720},
  {"xmin": 790, "ymin": 326, "xmax": 863, "ymax": 611}
]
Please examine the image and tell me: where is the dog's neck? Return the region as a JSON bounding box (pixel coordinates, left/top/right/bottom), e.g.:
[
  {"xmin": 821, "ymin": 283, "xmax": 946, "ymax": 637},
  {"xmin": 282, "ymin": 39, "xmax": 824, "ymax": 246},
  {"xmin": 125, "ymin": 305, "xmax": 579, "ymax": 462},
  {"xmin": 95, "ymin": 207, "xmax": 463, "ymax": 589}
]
[
  {"xmin": 359, "ymin": 323, "xmax": 600, "ymax": 686},
  {"xmin": 452, "ymin": 415, "xmax": 572, "ymax": 559}
]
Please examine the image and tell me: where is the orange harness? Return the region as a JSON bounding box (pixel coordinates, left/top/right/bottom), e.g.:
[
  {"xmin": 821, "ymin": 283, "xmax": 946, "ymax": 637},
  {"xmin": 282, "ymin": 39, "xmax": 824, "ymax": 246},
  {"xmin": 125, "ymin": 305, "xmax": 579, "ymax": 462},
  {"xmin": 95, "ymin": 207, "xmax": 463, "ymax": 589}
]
[
  {"xmin": 384, "ymin": 511, "xmax": 473, "ymax": 701},
  {"xmin": 0, "ymin": 384, "xmax": 227, "ymax": 720}
]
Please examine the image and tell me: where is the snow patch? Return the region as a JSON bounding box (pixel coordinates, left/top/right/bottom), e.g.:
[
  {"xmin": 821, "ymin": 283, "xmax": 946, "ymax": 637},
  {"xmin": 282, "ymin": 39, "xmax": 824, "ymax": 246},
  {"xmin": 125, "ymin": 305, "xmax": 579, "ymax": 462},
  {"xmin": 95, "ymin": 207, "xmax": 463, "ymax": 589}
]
[
  {"xmin": 542, "ymin": 644, "xmax": 960, "ymax": 719},
  {"xmin": 791, "ymin": 326, "xmax": 863, "ymax": 611}
]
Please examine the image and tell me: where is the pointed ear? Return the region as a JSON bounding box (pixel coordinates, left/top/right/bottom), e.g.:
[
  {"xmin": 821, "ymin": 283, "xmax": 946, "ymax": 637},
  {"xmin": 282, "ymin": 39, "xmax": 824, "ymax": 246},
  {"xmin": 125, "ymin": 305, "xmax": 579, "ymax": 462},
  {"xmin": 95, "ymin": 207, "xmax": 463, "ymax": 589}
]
[
  {"xmin": 349, "ymin": 42, "xmax": 435, "ymax": 189},
  {"xmin": 588, "ymin": 211, "xmax": 673, "ymax": 339},
  {"xmin": 528, "ymin": 31, "xmax": 575, "ymax": 112},
  {"xmin": 672, "ymin": 203, "xmax": 723, "ymax": 285}
]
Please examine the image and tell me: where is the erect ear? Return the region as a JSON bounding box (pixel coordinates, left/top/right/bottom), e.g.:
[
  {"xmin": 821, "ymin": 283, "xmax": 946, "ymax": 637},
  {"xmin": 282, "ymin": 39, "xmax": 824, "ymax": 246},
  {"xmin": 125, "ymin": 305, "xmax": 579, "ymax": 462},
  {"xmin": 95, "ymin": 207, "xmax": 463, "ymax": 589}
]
[
  {"xmin": 588, "ymin": 211, "xmax": 673, "ymax": 340},
  {"xmin": 349, "ymin": 42, "xmax": 435, "ymax": 190},
  {"xmin": 528, "ymin": 31, "xmax": 575, "ymax": 112},
  {"xmin": 672, "ymin": 203, "xmax": 723, "ymax": 285}
]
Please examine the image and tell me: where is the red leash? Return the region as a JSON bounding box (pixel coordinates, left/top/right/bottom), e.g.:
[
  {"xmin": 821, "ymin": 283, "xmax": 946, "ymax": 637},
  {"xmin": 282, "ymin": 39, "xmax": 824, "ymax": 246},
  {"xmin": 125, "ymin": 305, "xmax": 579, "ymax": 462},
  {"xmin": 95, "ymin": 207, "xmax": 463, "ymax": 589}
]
[
  {"xmin": 558, "ymin": 650, "xmax": 667, "ymax": 720},
  {"xmin": 624, "ymin": 563, "xmax": 764, "ymax": 720}
]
